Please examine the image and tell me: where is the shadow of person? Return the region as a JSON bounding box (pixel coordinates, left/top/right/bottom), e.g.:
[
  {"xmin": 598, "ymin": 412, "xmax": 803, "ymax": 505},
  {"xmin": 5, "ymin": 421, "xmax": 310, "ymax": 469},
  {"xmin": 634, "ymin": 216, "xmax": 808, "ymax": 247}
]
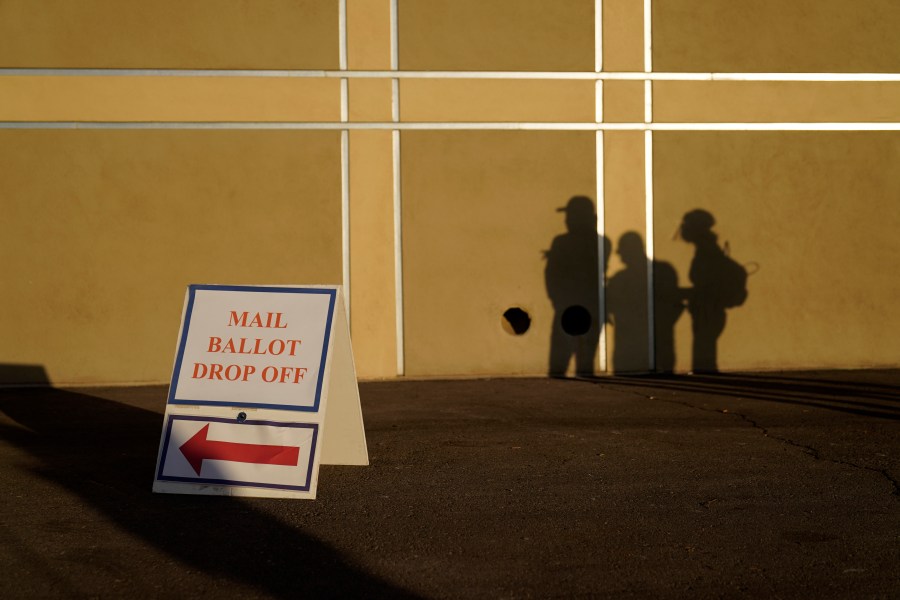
[
  {"xmin": 606, "ymin": 232, "xmax": 683, "ymax": 373},
  {"xmin": 544, "ymin": 196, "xmax": 609, "ymax": 377},
  {"xmin": 678, "ymin": 209, "xmax": 748, "ymax": 374},
  {"xmin": 655, "ymin": 250, "xmax": 685, "ymax": 374}
]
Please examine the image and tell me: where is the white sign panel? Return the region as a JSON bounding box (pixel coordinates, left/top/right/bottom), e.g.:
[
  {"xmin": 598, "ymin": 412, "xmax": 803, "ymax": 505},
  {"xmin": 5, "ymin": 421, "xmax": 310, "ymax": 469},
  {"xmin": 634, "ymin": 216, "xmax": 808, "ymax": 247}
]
[
  {"xmin": 153, "ymin": 284, "xmax": 367, "ymax": 499},
  {"xmin": 169, "ymin": 286, "xmax": 335, "ymax": 412}
]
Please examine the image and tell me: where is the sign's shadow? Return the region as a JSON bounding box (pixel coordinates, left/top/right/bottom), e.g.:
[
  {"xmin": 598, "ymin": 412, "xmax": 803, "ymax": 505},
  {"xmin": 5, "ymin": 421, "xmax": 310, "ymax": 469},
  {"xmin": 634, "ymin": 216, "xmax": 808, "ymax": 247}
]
[{"xmin": 0, "ymin": 384, "xmax": 419, "ymax": 599}]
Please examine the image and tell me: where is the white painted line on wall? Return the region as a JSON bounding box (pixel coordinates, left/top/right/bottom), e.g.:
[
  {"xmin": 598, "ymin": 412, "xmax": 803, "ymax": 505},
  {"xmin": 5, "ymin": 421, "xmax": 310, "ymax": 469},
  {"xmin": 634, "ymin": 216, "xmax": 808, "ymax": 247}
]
[
  {"xmin": 6, "ymin": 69, "xmax": 900, "ymax": 82},
  {"xmin": 390, "ymin": 1, "xmax": 400, "ymax": 120},
  {"xmin": 390, "ymin": 0, "xmax": 405, "ymax": 376},
  {"xmin": 392, "ymin": 80, "xmax": 400, "ymax": 123},
  {"xmin": 339, "ymin": 0, "xmax": 350, "ymax": 321},
  {"xmin": 643, "ymin": 0, "xmax": 653, "ymax": 74},
  {"xmin": 341, "ymin": 130, "xmax": 351, "ymax": 320},
  {"xmin": 392, "ymin": 129, "xmax": 405, "ymax": 377},
  {"xmin": 338, "ymin": 0, "xmax": 348, "ymax": 71},
  {"xmin": 5, "ymin": 121, "xmax": 900, "ymax": 131},
  {"xmin": 644, "ymin": 130, "xmax": 656, "ymax": 372},
  {"xmin": 341, "ymin": 78, "xmax": 349, "ymax": 123},
  {"xmin": 643, "ymin": 0, "xmax": 656, "ymax": 371},
  {"xmin": 0, "ymin": 121, "xmax": 598, "ymax": 131},
  {"xmin": 341, "ymin": 114, "xmax": 350, "ymax": 318},
  {"xmin": 595, "ymin": 0, "xmax": 604, "ymax": 73},
  {"xmin": 644, "ymin": 79, "xmax": 653, "ymax": 125},
  {"xmin": 595, "ymin": 0, "xmax": 607, "ymax": 374},
  {"xmin": 680, "ymin": 72, "xmax": 900, "ymax": 83},
  {"xmin": 648, "ymin": 122, "xmax": 900, "ymax": 131},
  {"xmin": 596, "ymin": 130, "xmax": 608, "ymax": 374},
  {"xmin": 390, "ymin": 1, "xmax": 399, "ymax": 71}
]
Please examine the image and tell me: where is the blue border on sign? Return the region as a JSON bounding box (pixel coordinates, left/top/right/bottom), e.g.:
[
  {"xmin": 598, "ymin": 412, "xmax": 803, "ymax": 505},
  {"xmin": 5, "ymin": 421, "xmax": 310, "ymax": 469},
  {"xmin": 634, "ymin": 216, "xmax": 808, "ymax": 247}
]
[
  {"xmin": 167, "ymin": 284, "xmax": 337, "ymax": 413},
  {"xmin": 156, "ymin": 414, "xmax": 319, "ymax": 492}
]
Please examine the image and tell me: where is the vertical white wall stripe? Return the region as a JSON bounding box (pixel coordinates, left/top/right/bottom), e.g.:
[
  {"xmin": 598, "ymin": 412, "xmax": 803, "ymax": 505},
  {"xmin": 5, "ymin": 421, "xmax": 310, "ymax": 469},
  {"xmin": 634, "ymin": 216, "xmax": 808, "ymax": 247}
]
[
  {"xmin": 341, "ymin": 130, "xmax": 351, "ymax": 316},
  {"xmin": 644, "ymin": 130, "xmax": 655, "ymax": 371},
  {"xmin": 390, "ymin": 0, "xmax": 405, "ymax": 375},
  {"xmin": 595, "ymin": 0, "xmax": 604, "ymax": 74},
  {"xmin": 643, "ymin": 0, "xmax": 656, "ymax": 371},
  {"xmin": 339, "ymin": 0, "xmax": 351, "ymax": 320},
  {"xmin": 643, "ymin": 0, "xmax": 653, "ymax": 124},
  {"xmin": 338, "ymin": 0, "xmax": 348, "ymax": 70},
  {"xmin": 341, "ymin": 130, "xmax": 351, "ymax": 312},
  {"xmin": 595, "ymin": 0, "xmax": 607, "ymax": 373},
  {"xmin": 596, "ymin": 131, "xmax": 607, "ymax": 374},
  {"xmin": 643, "ymin": 0, "xmax": 653, "ymax": 73},
  {"xmin": 340, "ymin": 79, "xmax": 349, "ymax": 122},
  {"xmin": 392, "ymin": 130, "xmax": 404, "ymax": 373},
  {"xmin": 644, "ymin": 80, "xmax": 653, "ymax": 125}
]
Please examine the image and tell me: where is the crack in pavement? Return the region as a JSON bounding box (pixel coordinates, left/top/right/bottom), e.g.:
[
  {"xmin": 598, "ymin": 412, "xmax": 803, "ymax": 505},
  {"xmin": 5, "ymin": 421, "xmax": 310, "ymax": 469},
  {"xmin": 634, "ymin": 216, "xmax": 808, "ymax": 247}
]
[{"xmin": 602, "ymin": 383, "xmax": 900, "ymax": 498}]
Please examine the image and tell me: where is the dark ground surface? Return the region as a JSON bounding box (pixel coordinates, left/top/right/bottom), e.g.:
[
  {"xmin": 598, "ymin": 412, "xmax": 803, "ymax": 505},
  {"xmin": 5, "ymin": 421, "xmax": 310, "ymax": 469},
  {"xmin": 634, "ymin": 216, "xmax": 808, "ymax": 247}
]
[{"xmin": 0, "ymin": 371, "xmax": 898, "ymax": 599}]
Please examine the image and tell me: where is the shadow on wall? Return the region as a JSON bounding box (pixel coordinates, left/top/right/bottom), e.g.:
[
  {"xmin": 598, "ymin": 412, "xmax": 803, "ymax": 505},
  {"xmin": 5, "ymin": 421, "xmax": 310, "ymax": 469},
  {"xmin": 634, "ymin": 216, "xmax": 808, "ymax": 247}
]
[
  {"xmin": 676, "ymin": 209, "xmax": 750, "ymax": 374},
  {"xmin": 545, "ymin": 206, "xmax": 751, "ymax": 375},
  {"xmin": 0, "ymin": 379, "xmax": 420, "ymax": 598},
  {"xmin": 543, "ymin": 196, "xmax": 610, "ymax": 376},
  {"xmin": 607, "ymin": 232, "xmax": 682, "ymax": 373}
]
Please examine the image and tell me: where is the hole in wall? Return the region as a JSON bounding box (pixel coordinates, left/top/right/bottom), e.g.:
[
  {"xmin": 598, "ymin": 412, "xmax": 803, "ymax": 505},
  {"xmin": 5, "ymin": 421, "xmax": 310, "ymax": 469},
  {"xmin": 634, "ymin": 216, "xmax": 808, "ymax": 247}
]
[
  {"xmin": 561, "ymin": 305, "xmax": 591, "ymax": 336},
  {"xmin": 501, "ymin": 307, "xmax": 531, "ymax": 336}
]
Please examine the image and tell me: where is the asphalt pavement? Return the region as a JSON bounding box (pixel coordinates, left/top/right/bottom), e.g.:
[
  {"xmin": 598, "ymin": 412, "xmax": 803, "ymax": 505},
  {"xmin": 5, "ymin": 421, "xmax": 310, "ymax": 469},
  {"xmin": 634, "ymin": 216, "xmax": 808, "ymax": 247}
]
[{"xmin": 0, "ymin": 371, "xmax": 898, "ymax": 598}]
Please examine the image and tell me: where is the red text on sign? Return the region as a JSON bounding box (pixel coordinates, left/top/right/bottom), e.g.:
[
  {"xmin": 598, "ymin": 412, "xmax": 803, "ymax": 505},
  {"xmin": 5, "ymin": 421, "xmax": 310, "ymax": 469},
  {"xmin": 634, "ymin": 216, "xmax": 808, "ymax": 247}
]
[
  {"xmin": 207, "ymin": 337, "xmax": 302, "ymax": 356},
  {"xmin": 191, "ymin": 363, "xmax": 308, "ymax": 384},
  {"xmin": 261, "ymin": 366, "xmax": 308, "ymax": 384},
  {"xmin": 192, "ymin": 363, "xmax": 256, "ymax": 382},
  {"xmin": 228, "ymin": 311, "xmax": 288, "ymax": 328}
]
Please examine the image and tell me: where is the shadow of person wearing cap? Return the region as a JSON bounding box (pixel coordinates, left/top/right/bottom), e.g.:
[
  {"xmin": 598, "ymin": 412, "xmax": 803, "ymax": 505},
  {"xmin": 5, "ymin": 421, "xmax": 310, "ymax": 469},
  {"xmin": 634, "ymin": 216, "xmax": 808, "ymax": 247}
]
[
  {"xmin": 678, "ymin": 209, "xmax": 748, "ymax": 373},
  {"xmin": 606, "ymin": 232, "xmax": 683, "ymax": 373},
  {"xmin": 544, "ymin": 196, "xmax": 610, "ymax": 377}
]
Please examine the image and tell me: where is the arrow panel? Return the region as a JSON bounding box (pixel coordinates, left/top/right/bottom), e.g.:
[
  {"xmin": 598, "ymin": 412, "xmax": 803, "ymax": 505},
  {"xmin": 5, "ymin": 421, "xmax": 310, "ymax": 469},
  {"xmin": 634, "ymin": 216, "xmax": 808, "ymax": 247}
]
[{"xmin": 156, "ymin": 415, "xmax": 318, "ymax": 492}]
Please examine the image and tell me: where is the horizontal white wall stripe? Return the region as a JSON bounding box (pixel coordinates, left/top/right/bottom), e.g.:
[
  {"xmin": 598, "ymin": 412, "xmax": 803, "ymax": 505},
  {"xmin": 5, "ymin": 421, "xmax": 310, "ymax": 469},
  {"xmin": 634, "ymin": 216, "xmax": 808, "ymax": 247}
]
[
  {"xmin": 3, "ymin": 121, "xmax": 900, "ymax": 131},
  {"xmin": 2, "ymin": 69, "xmax": 900, "ymax": 82}
]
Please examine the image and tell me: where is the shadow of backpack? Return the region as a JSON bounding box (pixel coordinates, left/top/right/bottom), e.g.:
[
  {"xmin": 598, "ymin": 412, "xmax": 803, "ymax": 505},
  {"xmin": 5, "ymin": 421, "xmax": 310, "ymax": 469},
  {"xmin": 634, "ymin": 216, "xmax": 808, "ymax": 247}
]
[{"xmin": 717, "ymin": 241, "xmax": 749, "ymax": 308}]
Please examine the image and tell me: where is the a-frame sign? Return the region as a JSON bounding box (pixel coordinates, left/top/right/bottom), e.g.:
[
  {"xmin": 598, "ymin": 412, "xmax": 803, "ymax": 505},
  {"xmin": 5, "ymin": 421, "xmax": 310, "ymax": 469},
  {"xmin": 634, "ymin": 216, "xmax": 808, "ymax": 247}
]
[{"xmin": 153, "ymin": 284, "xmax": 367, "ymax": 499}]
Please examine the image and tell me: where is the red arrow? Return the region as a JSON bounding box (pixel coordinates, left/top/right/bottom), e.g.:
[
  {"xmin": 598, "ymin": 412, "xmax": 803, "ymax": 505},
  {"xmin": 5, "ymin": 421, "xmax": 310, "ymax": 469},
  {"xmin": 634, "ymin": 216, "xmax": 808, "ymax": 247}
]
[{"xmin": 180, "ymin": 424, "xmax": 300, "ymax": 476}]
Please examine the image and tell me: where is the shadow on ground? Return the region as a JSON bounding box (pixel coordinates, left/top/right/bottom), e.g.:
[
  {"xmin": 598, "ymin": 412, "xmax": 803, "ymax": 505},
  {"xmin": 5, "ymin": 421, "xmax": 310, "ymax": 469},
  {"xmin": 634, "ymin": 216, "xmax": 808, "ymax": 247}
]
[
  {"xmin": 0, "ymin": 386, "xmax": 420, "ymax": 599},
  {"xmin": 594, "ymin": 370, "xmax": 900, "ymax": 421}
]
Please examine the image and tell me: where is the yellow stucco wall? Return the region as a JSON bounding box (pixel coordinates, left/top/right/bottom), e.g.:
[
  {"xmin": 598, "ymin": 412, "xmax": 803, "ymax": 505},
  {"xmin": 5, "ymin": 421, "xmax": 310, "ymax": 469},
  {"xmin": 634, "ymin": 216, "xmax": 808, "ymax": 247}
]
[
  {"xmin": 398, "ymin": 0, "xmax": 594, "ymax": 71},
  {"xmin": 1, "ymin": 1, "xmax": 899, "ymax": 384},
  {"xmin": 654, "ymin": 82, "xmax": 900, "ymax": 124},
  {"xmin": 653, "ymin": 132, "xmax": 900, "ymax": 372},
  {"xmin": 0, "ymin": 76, "xmax": 341, "ymax": 122},
  {"xmin": 401, "ymin": 131, "xmax": 596, "ymax": 376},
  {"xmin": 653, "ymin": 0, "xmax": 900, "ymax": 73},
  {"xmin": 0, "ymin": 0, "xmax": 338, "ymax": 69},
  {"xmin": 400, "ymin": 80, "xmax": 595, "ymax": 123},
  {"xmin": 0, "ymin": 131, "xmax": 342, "ymax": 384}
]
